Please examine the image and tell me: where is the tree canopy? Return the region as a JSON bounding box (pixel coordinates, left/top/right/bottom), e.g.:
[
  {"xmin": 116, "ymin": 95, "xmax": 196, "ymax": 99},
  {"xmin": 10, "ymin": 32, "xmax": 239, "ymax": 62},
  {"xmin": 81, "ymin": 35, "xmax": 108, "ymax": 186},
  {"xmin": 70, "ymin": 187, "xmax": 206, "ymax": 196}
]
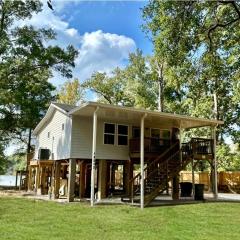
[
  {"xmin": 0, "ymin": 0, "xmax": 78, "ymax": 154},
  {"xmin": 142, "ymin": 0, "xmax": 240, "ymax": 143},
  {"xmin": 57, "ymin": 78, "xmax": 84, "ymax": 106}
]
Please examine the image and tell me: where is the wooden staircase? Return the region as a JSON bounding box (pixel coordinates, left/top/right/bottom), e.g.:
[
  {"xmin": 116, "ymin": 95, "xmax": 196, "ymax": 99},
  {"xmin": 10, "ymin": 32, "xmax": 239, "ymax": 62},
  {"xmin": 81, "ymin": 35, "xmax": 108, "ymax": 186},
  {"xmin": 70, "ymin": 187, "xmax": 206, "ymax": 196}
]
[{"xmin": 128, "ymin": 140, "xmax": 193, "ymax": 206}]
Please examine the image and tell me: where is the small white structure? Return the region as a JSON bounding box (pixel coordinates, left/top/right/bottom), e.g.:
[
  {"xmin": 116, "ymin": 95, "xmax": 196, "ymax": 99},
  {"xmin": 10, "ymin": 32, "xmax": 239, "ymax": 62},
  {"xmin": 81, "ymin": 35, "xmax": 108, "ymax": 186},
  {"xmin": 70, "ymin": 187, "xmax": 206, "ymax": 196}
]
[{"xmin": 30, "ymin": 102, "xmax": 223, "ymax": 207}]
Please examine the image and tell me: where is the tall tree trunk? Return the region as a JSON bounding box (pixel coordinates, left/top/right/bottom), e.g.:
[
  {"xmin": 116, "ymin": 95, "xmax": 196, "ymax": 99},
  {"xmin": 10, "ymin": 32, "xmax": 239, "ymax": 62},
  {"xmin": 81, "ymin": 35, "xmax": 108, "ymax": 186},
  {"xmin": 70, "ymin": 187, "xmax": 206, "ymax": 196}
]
[
  {"xmin": 27, "ymin": 128, "xmax": 32, "ymax": 154},
  {"xmin": 156, "ymin": 60, "xmax": 164, "ymax": 112}
]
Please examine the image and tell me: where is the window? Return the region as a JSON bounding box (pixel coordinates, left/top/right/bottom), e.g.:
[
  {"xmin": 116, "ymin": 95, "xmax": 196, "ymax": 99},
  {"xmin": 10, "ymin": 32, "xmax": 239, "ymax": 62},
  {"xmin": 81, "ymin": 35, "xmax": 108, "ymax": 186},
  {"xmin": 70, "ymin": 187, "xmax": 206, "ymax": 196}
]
[
  {"xmin": 151, "ymin": 128, "xmax": 160, "ymax": 139},
  {"xmin": 162, "ymin": 130, "xmax": 171, "ymax": 139},
  {"xmin": 47, "ymin": 132, "xmax": 50, "ymax": 138},
  {"xmin": 104, "ymin": 123, "xmax": 115, "ymax": 145},
  {"xmin": 62, "ymin": 123, "xmax": 64, "ymax": 131},
  {"xmin": 117, "ymin": 125, "xmax": 128, "ymax": 146},
  {"xmin": 132, "ymin": 127, "xmax": 140, "ymax": 138}
]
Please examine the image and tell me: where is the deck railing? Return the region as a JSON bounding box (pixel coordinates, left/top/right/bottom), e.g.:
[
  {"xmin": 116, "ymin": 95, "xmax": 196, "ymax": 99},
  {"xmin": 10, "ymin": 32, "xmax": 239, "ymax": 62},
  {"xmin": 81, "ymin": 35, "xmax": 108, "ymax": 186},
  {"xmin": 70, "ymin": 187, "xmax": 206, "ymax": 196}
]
[{"xmin": 182, "ymin": 138, "xmax": 214, "ymax": 156}]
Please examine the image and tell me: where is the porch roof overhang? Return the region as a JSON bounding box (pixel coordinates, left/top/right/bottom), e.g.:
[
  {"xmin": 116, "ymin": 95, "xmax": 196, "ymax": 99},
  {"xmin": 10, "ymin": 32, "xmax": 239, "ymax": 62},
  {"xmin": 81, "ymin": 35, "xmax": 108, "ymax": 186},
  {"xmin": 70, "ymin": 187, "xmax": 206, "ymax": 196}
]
[{"xmin": 69, "ymin": 102, "xmax": 224, "ymax": 129}]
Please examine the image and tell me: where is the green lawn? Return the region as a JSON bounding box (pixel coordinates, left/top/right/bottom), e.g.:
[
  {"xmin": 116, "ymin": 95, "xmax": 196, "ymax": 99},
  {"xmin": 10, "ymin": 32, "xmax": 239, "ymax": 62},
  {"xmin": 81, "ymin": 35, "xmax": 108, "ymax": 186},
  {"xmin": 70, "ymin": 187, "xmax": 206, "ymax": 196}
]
[{"xmin": 0, "ymin": 197, "xmax": 240, "ymax": 240}]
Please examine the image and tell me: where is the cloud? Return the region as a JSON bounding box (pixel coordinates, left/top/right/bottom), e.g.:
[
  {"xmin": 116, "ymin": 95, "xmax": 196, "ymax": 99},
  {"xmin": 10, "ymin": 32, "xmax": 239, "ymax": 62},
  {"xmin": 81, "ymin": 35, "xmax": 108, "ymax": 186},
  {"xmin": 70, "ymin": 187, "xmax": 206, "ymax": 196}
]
[
  {"xmin": 74, "ymin": 30, "xmax": 136, "ymax": 81},
  {"xmin": 17, "ymin": 1, "xmax": 136, "ymax": 87}
]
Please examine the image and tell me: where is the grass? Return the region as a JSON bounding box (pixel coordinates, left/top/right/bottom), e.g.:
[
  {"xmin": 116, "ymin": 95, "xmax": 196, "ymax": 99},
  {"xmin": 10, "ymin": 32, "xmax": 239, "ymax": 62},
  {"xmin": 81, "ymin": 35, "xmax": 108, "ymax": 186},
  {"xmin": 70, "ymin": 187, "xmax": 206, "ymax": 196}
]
[{"xmin": 0, "ymin": 197, "xmax": 240, "ymax": 240}]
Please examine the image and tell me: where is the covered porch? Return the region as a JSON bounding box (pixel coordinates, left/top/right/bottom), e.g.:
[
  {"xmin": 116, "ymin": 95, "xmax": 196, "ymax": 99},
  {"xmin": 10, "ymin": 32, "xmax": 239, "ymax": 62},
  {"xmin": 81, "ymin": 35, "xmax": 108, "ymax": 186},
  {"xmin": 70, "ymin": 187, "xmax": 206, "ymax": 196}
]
[{"xmin": 68, "ymin": 102, "xmax": 223, "ymax": 208}]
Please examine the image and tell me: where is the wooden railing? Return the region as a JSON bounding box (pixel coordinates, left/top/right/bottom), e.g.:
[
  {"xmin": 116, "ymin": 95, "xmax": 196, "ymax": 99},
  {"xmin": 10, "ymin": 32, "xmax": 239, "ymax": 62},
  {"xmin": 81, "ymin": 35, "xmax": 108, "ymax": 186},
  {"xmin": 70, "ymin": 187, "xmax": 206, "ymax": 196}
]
[
  {"xmin": 128, "ymin": 137, "xmax": 214, "ymax": 205},
  {"xmin": 129, "ymin": 141, "xmax": 180, "ymax": 202},
  {"xmin": 182, "ymin": 138, "xmax": 214, "ymax": 156},
  {"xmin": 129, "ymin": 137, "xmax": 172, "ymax": 153},
  {"xmin": 191, "ymin": 138, "xmax": 213, "ymax": 155}
]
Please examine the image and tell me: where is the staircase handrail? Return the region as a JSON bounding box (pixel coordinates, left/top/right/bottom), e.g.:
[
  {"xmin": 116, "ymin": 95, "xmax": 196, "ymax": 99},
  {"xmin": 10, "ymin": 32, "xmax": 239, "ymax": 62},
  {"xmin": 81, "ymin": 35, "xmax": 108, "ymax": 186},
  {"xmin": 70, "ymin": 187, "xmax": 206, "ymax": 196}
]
[{"xmin": 129, "ymin": 140, "xmax": 180, "ymax": 184}]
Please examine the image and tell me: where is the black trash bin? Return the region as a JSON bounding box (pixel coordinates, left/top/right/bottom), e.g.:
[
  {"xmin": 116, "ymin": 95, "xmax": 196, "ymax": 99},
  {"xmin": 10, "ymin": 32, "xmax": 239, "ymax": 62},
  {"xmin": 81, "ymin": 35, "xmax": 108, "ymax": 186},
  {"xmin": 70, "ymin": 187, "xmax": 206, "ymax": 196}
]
[
  {"xmin": 194, "ymin": 184, "xmax": 204, "ymax": 200},
  {"xmin": 180, "ymin": 182, "xmax": 192, "ymax": 197}
]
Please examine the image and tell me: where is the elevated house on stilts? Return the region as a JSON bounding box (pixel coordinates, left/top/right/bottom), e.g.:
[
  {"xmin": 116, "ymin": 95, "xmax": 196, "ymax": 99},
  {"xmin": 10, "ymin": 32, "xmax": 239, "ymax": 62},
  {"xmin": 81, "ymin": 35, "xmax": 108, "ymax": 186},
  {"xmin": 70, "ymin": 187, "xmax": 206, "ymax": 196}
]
[{"xmin": 28, "ymin": 102, "xmax": 223, "ymax": 208}]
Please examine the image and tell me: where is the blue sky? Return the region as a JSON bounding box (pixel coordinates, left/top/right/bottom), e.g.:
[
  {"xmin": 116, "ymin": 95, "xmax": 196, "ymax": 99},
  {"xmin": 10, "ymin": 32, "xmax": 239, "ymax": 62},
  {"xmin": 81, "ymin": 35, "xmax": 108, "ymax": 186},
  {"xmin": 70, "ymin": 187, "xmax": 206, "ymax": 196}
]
[{"xmin": 22, "ymin": 0, "xmax": 153, "ymax": 87}]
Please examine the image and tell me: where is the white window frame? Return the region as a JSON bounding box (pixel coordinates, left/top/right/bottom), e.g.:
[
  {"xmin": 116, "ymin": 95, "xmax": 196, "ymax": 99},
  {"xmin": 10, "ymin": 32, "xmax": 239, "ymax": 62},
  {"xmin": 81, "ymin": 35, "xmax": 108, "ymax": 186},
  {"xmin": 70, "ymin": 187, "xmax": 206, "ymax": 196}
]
[
  {"xmin": 103, "ymin": 122, "xmax": 115, "ymax": 145},
  {"xmin": 117, "ymin": 124, "xmax": 129, "ymax": 146}
]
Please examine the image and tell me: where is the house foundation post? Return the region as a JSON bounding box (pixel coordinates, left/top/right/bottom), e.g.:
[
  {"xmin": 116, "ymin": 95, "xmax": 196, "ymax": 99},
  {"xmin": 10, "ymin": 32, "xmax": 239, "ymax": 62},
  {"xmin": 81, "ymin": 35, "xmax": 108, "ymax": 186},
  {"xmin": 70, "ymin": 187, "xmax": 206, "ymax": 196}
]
[
  {"xmin": 68, "ymin": 159, "xmax": 76, "ymax": 202},
  {"xmin": 192, "ymin": 158, "xmax": 195, "ymax": 198},
  {"xmin": 98, "ymin": 160, "xmax": 107, "ymax": 200},
  {"xmin": 91, "ymin": 107, "xmax": 99, "ymax": 206},
  {"xmin": 28, "ymin": 166, "xmax": 32, "ymax": 191},
  {"xmin": 34, "ymin": 165, "xmax": 40, "ymax": 194},
  {"xmin": 124, "ymin": 160, "xmax": 131, "ymax": 196},
  {"xmin": 172, "ymin": 175, "xmax": 180, "ymax": 200},
  {"xmin": 79, "ymin": 161, "xmax": 86, "ymax": 198},
  {"xmin": 53, "ymin": 161, "xmax": 61, "ymax": 199},
  {"xmin": 140, "ymin": 113, "xmax": 147, "ymax": 209}
]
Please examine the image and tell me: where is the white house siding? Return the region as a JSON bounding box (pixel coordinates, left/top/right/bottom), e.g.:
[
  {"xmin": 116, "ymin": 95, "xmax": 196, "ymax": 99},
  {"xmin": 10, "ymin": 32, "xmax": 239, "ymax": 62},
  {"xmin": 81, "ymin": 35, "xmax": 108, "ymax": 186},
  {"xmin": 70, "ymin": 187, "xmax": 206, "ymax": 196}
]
[
  {"xmin": 70, "ymin": 115, "xmax": 173, "ymax": 161},
  {"xmin": 71, "ymin": 116, "xmax": 133, "ymax": 160},
  {"xmin": 34, "ymin": 110, "xmax": 72, "ymax": 160}
]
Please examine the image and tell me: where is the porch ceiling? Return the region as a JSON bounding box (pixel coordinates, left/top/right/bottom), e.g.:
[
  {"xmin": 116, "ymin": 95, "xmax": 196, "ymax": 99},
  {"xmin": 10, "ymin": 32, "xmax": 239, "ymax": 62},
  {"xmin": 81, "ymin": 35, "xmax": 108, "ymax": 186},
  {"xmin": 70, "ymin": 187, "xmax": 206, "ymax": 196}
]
[{"xmin": 70, "ymin": 102, "xmax": 223, "ymax": 129}]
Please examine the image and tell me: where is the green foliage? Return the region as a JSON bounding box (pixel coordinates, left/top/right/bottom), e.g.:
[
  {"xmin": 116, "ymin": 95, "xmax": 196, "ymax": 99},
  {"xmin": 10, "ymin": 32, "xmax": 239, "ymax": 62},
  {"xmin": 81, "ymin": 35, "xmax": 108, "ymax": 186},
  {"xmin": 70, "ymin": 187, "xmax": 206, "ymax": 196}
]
[
  {"xmin": 57, "ymin": 78, "xmax": 84, "ymax": 106},
  {"xmin": 83, "ymin": 50, "xmax": 157, "ymax": 109},
  {"xmin": 0, "ymin": 142, "xmax": 7, "ymax": 174},
  {"xmin": 0, "ymin": 0, "xmax": 78, "ymax": 150},
  {"xmin": 142, "ymin": 1, "xmax": 240, "ymax": 143},
  {"xmin": 217, "ymin": 144, "xmax": 240, "ymax": 171}
]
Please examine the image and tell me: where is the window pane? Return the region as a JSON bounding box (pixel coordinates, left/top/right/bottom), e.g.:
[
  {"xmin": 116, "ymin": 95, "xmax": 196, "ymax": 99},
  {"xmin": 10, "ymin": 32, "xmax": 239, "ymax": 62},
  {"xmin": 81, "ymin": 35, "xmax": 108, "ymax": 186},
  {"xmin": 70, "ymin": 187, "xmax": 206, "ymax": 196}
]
[
  {"xmin": 118, "ymin": 125, "xmax": 128, "ymax": 135},
  {"xmin": 104, "ymin": 134, "xmax": 114, "ymax": 145},
  {"xmin": 162, "ymin": 130, "xmax": 171, "ymax": 139},
  {"xmin": 104, "ymin": 123, "xmax": 115, "ymax": 134},
  {"xmin": 118, "ymin": 135, "xmax": 128, "ymax": 145},
  {"xmin": 132, "ymin": 127, "xmax": 140, "ymax": 138},
  {"xmin": 151, "ymin": 128, "xmax": 160, "ymax": 138}
]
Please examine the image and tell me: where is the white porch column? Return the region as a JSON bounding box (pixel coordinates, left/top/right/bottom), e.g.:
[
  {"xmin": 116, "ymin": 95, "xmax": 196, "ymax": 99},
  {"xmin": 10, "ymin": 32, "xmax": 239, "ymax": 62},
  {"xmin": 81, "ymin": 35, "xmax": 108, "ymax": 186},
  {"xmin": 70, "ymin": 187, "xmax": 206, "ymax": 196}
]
[
  {"xmin": 212, "ymin": 125, "xmax": 218, "ymax": 199},
  {"xmin": 91, "ymin": 107, "xmax": 99, "ymax": 207},
  {"xmin": 140, "ymin": 113, "xmax": 147, "ymax": 209}
]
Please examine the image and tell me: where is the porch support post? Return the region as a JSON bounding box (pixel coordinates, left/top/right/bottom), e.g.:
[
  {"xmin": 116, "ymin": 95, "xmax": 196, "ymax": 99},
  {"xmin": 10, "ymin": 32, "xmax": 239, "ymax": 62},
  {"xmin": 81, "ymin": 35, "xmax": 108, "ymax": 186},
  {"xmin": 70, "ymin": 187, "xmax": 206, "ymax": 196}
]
[
  {"xmin": 53, "ymin": 161, "xmax": 61, "ymax": 199},
  {"xmin": 79, "ymin": 161, "xmax": 86, "ymax": 199},
  {"xmin": 140, "ymin": 113, "xmax": 147, "ymax": 209},
  {"xmin": 91, "ymin": 107, "xmax": 99, "ymax": 207},
  {"xmin": 68, "ymin": 158, "xmax": 76, "ymax": 202},
  {"xmin": 192, "ymin": 158, "xmax": 195, "ymax": 198},
  {"xmin": 98, "ymin": 160, "xmax": 107, "ymax": 200},
  {"xmin": 124, "ymin": 160, "xmax": 131, "ymax": 196},
  {"xmin": 179, "ymin": 127, "xmax": 183, "ymax": 166},
  {"xmin": 212, "ymin": 125, "xmax": 218, "ymax": 199},
  {"xmin": 28, "ymin": 166, "xmax": 32, "ymax": 191}
]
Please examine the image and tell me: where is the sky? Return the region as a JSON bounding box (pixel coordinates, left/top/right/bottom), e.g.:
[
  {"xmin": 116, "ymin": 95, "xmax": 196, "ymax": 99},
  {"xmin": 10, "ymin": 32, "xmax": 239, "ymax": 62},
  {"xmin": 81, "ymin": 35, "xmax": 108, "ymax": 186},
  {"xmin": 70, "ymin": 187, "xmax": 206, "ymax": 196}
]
[{"xmin": 21, "ymin": 0, "xmax": 153, "ymax": 88}]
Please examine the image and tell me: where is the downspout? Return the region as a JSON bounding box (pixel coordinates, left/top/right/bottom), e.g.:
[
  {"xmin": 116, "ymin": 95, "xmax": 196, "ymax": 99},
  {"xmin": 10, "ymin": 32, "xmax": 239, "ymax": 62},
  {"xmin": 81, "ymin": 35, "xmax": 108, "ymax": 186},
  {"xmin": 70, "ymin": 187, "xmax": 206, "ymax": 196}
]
[
  {"xmin": 140, "ymin": 113, "xmax": 147, "ymax": 209},
  {"xmin": 91, "ymin": 107, "xmax": 100, "ymax": 207}
]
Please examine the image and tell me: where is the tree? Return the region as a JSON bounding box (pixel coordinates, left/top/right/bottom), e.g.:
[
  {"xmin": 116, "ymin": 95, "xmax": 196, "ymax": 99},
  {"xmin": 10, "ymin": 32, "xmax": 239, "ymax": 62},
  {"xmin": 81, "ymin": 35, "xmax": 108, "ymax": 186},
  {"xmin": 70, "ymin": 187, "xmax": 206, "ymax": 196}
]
[
  {"xmin": 82, "ymin": 50, "xmax": 157, "ymax": 109},
  {"xmin": 0, "ymin": 0, "xmax": 78, "ymax": 154},
  {"xmin": 0, "ymin": 141, "xmax": 7, "ymax": 174},
  {"xmin": 57, "ymin": 79, "xmax": 84, "ymax": 106},
  {"xmin": 142, "ymin": 0, "xmax": 240, "ymax": 143}
]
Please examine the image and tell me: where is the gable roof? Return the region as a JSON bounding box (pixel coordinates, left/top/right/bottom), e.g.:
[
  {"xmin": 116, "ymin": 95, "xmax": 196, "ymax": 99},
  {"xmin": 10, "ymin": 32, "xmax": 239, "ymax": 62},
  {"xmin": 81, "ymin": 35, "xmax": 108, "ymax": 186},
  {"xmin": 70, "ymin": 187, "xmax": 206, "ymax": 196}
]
[
  {"xmin": 52, "ymin": 102, "xmax": 76, "ymax": 112},
  {"xmin": 33, "ymin": 102, "xmax": 75, "ymax": 135}
]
